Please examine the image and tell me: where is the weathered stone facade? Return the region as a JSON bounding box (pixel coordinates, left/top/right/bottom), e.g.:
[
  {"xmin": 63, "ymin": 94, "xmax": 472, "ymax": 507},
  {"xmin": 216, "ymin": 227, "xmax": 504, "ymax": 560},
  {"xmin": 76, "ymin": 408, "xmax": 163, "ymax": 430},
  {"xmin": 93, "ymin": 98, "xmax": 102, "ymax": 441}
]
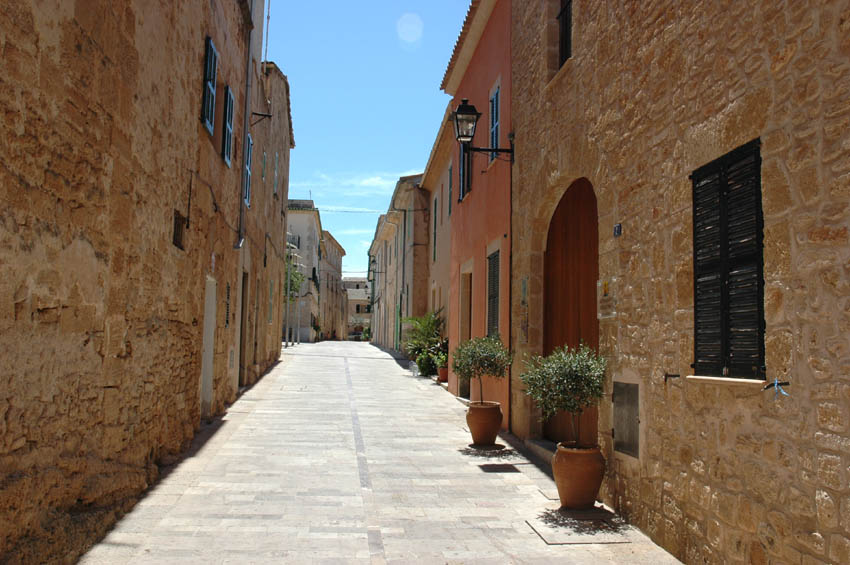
[
  {"xmin": 285, "ymin": 201, "xmax": 321, "ymax": 342},
  {"xmin": 511, "ymin": 1, "xmax": 850, "ymax": 563},
  {"xmin": 319, "ymin": 230, "xmax": 346, "ymax": 340},
  {"xmin": 0, "ymin": 1, "xmax": 291, "ymax": 560}
]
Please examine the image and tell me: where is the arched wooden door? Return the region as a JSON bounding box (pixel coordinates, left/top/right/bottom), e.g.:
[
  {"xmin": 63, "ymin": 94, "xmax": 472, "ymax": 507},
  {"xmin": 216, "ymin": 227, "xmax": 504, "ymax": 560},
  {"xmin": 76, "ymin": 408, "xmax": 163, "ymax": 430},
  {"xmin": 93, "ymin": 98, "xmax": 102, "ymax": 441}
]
[{"xmin": 543, "ymin": 178, "xmax": 599, "ymax": 445}]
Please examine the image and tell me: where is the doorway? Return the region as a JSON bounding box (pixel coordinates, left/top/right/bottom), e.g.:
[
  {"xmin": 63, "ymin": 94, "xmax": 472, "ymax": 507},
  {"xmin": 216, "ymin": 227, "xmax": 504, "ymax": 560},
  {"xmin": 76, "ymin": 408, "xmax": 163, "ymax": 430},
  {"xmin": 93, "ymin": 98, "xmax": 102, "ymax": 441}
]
[
  {"xmin": 543, "ymin": 178, "xmax": 599, "ymax": 445},
  {"xmin": 239, "ymin": 271, "xmax": 249, "ymax": 387},
  {"xmin": 200, "ymin": 276, "xmax": 216, "ymax": 419}
]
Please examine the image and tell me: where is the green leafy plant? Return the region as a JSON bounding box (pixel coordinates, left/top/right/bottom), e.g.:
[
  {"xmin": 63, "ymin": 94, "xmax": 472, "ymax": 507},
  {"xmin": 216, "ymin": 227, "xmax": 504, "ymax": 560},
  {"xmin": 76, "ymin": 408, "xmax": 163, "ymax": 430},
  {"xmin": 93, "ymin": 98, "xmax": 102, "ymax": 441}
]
[
  {"xmin": 520, "ymin": 344, "xmax": 606, "ymax": 447},
  {"xmin": 416, "ymin": 351, "xmax": 438, "ymax": 377},
  {"xmin": 452, "ymin": 335, "xmax": 512, "ymax": 403},
  {"xmin": 362, "ymin": 325, "xmax": 371, "ymax": 340},
  {"xmin": 402, "ymin": 309, "xmax": 445, "ymax": 361},
  {"xmin": 284, "ymin": 255, "xmax": 305, "ymax": 303},
  {"xmin": 433, "ymin": 350, "xmax": 448, "ymax": 369}
]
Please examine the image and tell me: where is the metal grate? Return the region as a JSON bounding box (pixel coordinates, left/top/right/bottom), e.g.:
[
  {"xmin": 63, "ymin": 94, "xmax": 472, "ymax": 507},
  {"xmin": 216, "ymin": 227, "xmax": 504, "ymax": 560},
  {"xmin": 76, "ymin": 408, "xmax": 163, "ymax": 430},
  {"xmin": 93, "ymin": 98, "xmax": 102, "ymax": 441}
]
[{"xmin": 613, "ymin": 382, "xmax": 639, "ymax": 458}]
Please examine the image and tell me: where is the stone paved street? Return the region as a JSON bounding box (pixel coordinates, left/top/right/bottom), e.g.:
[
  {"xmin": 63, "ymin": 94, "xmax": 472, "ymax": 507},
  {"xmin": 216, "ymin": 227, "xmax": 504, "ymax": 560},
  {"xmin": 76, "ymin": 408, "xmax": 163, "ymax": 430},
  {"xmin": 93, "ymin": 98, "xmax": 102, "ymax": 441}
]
[{"xmin": 80, "ymin": 342, "xmax": 679, "ymax": 564}]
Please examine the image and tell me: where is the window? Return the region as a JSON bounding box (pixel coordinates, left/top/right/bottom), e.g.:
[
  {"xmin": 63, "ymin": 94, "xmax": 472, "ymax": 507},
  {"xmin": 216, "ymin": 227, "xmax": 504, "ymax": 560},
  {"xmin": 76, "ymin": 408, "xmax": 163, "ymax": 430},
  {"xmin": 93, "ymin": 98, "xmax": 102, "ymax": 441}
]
[
  {"xmin": 489, "ymin": 87, "xmax": 500, "ymax": 162},
  {"xmin": 558, "ymin": 0, "xmax": 572, "ymax": 67},
  {"xmin": 487, "ymin": 251, "xmax": 500, "ymax": 336},
  {"xmin": 273, "ymin": 152, "xmax": 279, "ymax": 195},
  {"xmin": 448, "ymin": 164, "xmax": 453, "ymax": 214},
  {"xmin": 458, "ymin": 144, "xmax": 470, "ymax": 200},
  {"xmin": 222, "ymin": 86, "xmax": 234, "ymax": 165},
  {"xmin": 691, "ymin": 139, "xmax": 764, "ymax": 379},
  {"xmin": 262, "ymin": 151, "xmax": 267, "ymax": 181},
  {"xmin": 356, "ymin": 304, "xmax": 361, "ymax": 314},
  {"xmin": 433, "ymin": 196, "xmax": 438, "ymax": 262},
  {"xmin": 202, "ymin": 37, "xmax": 217, "ymax": 135},
  {"xmin": 225, "ymin": 283, "xmax": 230, "ymax": 328},
  {"xmin": 244, "ymin": 134, "xmax": 253, "ymax": 206},
  {"xmin": 268, "ymin": 279, "xmax": 274, "ymax": 323},
  {"xmin": 172, "ymin": 210, "xmax": 186, "ymax": 250}
]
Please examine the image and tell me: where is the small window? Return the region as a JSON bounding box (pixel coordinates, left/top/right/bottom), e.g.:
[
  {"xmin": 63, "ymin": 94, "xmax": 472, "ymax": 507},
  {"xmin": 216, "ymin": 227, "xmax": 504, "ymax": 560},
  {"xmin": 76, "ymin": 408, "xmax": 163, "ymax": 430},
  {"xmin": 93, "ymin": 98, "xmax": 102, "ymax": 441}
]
[
  {"xmin": 448, "ymin": 164, "xmax": 453, "ymax": 214},
  {"xmin": 458, "ymin": 144, "xmax": 470, "ymax": 200},
  {"xmin": 225, "ymin": 283, "xmax": 231, "ymax": 328},
  {"xmin": 262, "ymin": 151, "xmax": 267, "ymax": 181},
  {"xmin": 222, "ymin": 86, "xmax": 234, "ymax": 165},
  {"xmin": 172, "ymin": 210, "xmax": 186, "ymax": 250},
  {"xmin": 487, "ymin": 251, "xmax": 500, "ymax": 336},
  {"xmin": 202, "ymin": 37, "xmax": 217, "ymax": 135},
  {"xmin": 268, "ymin": 279, "xmax": 274, "ymax": 323},
  {"xmin": 613, "ymin": 382, "xmax": 639, "ymax": 458},
  {"xmin": 356, "ymin": 305, "xmax": 361, "ymax": 314},
  {"xmin": 692, "ymin": 139, "xmax": 764, "ymax": 379},
  {"xmin": 273, "ymin": 152, "xmax": 279, "ymax": 195},
  {"xmin": 244, "ymin": 134, "xmax": 253, "ymax": 206},
  {"xmin": 433, "ymin": 196, "xmax": 438, "ymax": 262},
  {"xmin": 489, "ymin": 87, "xmax": 500, "ymax": 162},
  {"xmin": 558, "ymin": 0, "xmax": 572, "ymax": 68}
]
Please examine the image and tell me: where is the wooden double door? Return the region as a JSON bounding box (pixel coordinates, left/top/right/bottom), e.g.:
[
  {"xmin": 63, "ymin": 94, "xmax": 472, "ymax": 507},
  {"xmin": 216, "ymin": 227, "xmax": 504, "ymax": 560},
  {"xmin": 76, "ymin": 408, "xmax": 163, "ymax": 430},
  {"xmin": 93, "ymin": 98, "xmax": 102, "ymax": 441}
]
[{"xmin": 543, "ymin": 179, "xmax": 599, "ymax": 445}]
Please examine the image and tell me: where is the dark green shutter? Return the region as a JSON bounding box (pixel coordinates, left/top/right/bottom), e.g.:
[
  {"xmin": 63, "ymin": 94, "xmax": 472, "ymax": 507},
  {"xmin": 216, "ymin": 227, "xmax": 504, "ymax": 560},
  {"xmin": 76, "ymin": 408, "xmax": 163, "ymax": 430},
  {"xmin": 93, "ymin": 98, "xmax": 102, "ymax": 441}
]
[
  {"xmin": 692, "ymin": 139, "xmax": 764, "ymax": 378},
  {"xmin": 487, "ymin": 251, "xmax": 499, "ymax": 337}
]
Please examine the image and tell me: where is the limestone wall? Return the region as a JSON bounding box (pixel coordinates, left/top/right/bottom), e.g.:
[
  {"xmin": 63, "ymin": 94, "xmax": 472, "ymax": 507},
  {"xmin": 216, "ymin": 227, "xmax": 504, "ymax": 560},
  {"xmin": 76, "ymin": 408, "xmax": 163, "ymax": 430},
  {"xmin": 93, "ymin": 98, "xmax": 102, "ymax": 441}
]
[
  {"xmin": 511, "ymin": 1, "xmax": 850, "ymax": 563},
  {"xmin": 0, "ymin": 1, "xmax": 288, "ymax": 560}
]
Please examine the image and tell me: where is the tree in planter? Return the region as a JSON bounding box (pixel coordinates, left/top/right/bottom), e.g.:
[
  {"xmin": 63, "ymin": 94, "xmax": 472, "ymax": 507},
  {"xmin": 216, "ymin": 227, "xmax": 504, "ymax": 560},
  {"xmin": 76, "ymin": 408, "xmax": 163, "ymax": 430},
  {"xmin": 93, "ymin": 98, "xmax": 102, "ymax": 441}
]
[
  {"xmin": 452, "ymin": 335, "xmax": 512, "ymax": 445},
  {"xmin": 402, "ymin": 309, "xmax": 444, "ymax": 377},
  {"xmin": 520, "ymin": 343, "xmax": 606, "ymax": 445},
  {"xmin": 520, "ymin": 343, "xmax": 607, "ymax": 509}
]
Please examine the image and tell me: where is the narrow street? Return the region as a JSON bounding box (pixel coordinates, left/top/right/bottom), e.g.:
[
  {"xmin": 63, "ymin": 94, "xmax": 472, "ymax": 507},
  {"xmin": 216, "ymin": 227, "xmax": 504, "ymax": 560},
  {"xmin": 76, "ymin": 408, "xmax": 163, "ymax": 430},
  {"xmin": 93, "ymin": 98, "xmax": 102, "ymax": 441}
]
[{"xmin": 81, "ymin": 342, "xmax": 677, "ymax": 564}]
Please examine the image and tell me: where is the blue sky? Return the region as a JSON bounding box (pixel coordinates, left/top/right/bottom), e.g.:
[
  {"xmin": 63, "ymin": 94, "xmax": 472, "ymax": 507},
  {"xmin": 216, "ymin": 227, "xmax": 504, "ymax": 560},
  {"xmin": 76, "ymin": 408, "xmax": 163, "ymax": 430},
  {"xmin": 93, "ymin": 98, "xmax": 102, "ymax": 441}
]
[{"xmin": 264, "ymin": 1, "xmax": 470, "ymax": 277}]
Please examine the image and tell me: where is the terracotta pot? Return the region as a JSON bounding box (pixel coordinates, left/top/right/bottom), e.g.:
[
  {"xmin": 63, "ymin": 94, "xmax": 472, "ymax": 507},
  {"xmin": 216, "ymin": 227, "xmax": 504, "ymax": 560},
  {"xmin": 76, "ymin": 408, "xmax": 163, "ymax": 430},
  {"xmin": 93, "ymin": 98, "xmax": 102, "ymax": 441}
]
[
  {"xmin": 551, "ymin": 442, "xmax": 605, "ymax": 509},
  {"xmin": 437, "ymin": 367, "xmax": 448, "ymax": 382},
  {"xmin": 466, "ymin": 401, "xmax": 502, "ymax": 445}
]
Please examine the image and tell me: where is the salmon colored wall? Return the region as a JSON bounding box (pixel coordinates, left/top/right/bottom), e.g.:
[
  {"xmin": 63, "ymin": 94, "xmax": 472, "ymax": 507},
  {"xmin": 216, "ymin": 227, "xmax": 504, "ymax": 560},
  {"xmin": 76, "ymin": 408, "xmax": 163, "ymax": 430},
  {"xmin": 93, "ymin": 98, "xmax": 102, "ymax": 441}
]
[{"xmin": 448, "ymin": 0, "xmax": 512, "ymax": 430}]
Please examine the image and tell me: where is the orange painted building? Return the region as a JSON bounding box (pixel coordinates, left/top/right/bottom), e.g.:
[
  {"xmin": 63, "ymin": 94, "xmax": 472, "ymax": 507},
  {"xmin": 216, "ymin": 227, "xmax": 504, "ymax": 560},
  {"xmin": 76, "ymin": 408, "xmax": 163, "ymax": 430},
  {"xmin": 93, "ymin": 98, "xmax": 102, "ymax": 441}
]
[{"xmin": 443, "ymin": 0, "xmax": 512, "ymax": 429}]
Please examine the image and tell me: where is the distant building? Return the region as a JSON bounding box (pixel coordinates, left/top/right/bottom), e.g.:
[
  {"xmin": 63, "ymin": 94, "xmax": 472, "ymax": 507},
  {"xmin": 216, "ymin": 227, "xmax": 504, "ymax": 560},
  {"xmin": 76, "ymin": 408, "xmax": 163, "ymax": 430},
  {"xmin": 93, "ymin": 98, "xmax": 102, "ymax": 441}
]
[
  {"xmin": 286, "ymin": 200, "xmax": 322, "ymax": 342},
  {"xmin": 319, "ymin": 230, "xmax": 346, "ymax": 340},
  {"xmin": 346, "ymin": 286, "xmax": 371, "ymax": 340}
]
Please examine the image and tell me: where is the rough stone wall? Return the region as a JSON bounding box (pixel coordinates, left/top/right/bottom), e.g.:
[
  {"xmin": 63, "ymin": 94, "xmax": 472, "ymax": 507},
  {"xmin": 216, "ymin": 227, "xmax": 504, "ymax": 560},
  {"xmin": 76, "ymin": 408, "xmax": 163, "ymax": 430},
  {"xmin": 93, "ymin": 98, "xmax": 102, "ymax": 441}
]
[
  {"xmin": 0, "ymin": 1, "xmax": 288, "ymax": 560},
  {"xmin": 511, "ymin": 1, "xmax": 850, "ymax": 563}
]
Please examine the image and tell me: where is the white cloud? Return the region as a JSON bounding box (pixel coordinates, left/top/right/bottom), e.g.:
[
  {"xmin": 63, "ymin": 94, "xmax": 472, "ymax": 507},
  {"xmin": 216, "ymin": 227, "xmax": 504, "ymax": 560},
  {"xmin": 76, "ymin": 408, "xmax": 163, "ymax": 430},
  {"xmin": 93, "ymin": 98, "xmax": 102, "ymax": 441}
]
[{"xmin": 290, "ymin": 169, "xmax": 423, "ymax": 197}]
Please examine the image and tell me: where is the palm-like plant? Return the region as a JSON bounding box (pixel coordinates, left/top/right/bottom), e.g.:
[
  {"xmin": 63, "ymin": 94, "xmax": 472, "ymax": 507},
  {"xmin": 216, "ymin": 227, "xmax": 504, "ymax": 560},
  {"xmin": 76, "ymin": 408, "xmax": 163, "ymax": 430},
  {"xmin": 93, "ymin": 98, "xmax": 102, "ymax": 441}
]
[{"xmin": 402, "ymin": 309, "xmax": 445, "ymax": 376}]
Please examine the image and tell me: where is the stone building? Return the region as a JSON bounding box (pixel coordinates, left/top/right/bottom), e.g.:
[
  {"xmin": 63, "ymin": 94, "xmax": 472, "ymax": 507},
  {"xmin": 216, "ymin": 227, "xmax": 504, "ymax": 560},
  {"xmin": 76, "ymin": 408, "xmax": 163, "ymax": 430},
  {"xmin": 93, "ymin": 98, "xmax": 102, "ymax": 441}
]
[
  {"xmin": 286, "ymin": 200, "xmax": 322, "ymax": 342},
  {"xmin": 510, "ymin": 1, "xmax": 850, "ymax": 563},
  {"xmin": 319, "ymin": 230, "xmax": 346, "ymax": 340},
  {"xmin": 367, "ymin": 174, "xmax": 427, "ymax": 353},
  {"xmin": 346, "ymin": 288, "xmax": 372, "ymax": 339},
  {"xmin": 442, "ymin": 0, "xmax": 512, "ymax": 411},
  {"xmin": 0, "ymin": 0, "xmax": 292, "ymax": 560},
  {"xmin": 420, "ymin": 102, "xmax": 454, "ymax": 329}
]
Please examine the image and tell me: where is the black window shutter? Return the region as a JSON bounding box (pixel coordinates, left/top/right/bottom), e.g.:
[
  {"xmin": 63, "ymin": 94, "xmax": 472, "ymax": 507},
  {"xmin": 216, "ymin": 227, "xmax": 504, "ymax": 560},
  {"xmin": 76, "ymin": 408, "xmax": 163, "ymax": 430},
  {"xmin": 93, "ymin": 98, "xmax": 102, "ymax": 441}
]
[
  {"xmin": 692, "ymin": 139, "xmax": 764, "ymax": 378},
  {"xmin": 487, "ymin": 251, "xmax": 499, "ymax": 336}
]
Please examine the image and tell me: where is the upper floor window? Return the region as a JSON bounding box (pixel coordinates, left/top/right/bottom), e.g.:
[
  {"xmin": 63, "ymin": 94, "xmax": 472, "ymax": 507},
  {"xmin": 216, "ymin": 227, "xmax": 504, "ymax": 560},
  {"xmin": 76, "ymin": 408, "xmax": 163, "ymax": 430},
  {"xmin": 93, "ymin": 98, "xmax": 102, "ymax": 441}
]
[
  {"xmin": 222, "ymin": 86, "xmax": 234, "ymax": 166},
  {"xmin": 458, "ymin": 144, "xmax": 470, "ymax": 200},
  {"xmin": 558, "ymin": 0, "xmax": 572, "ymax": 67},
  {"xmin": 202, "ymin": 37, "xmax": 217, "ymax": 135},
  {"xmin": 489, "ymin": 87, "xmax": 500, "ymax": 162},
  {"xmin": 273, "ymin": 152, "xmax": 279, "ymax": 195},
  {"xmin": 448, "ymin": 164, "xmax": 453, "ymax": 214},
  {"xmin": 692, "ymin": 139, "xmax": 764, "ymax": 379},
  {"xmin": 433, "ymin": 196, "xmax": 438, "ymax": 262},
  {"xmin": 487, "ymin": 250, "xmax": 500, "ymax": 336},
  {"xmin": 244, "ymin": 134, "xmax": 253, "ymax": 206}
]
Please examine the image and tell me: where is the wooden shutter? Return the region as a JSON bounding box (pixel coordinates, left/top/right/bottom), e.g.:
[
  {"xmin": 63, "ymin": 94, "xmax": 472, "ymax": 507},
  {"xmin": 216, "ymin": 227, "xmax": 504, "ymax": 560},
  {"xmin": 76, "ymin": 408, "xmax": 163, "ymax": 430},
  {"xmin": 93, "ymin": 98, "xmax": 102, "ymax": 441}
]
[
  {"xmin": 692, "ymin": 139, "xmax": 763, "ymax": 378},
  {"xmin": 725, "ymin": 146, "xmax": 764, "ymax": 376},
  {"xmin": 487, "ymin": 251, "xmax": 499, "ymax": 336},
  {"xmin": 202, "ymin": 37, "xmax": 217, "ymax": 134}
]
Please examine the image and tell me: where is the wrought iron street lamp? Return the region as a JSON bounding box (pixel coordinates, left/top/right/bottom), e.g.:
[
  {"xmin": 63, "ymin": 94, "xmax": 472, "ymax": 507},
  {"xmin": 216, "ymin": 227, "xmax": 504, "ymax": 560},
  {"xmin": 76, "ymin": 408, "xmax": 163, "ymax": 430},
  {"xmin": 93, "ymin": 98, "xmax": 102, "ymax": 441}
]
[{"xmin": 451, "ymin": 98, "xmax": 513, "ymax": 160}]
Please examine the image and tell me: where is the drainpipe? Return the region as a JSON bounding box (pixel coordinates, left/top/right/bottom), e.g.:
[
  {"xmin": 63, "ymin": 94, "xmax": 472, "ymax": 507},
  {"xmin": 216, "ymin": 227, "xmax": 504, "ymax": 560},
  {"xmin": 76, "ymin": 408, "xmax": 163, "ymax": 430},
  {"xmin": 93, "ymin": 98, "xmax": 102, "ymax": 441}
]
[{"xmin": 235, "ymin": 0, "xmax": 255, "ymax": 249}]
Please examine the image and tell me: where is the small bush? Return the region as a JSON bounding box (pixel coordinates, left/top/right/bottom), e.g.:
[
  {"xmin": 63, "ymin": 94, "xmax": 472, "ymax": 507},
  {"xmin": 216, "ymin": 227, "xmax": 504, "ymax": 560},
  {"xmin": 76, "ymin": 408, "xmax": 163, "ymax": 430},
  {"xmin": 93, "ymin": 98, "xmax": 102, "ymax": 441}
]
[{"xmin": 416, "ymin": 351, "xmax": 438, "ymax": 377}]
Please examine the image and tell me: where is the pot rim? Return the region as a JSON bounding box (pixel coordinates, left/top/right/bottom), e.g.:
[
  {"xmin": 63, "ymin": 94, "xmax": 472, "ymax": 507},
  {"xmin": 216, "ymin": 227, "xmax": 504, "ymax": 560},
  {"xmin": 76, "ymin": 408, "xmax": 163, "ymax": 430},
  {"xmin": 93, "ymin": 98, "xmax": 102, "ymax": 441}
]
[
  {"xmin": 556, "ymin": 441, "xmax": 601, "ymax": 453},
  {"xmin": 468, "ymin": 400, "xmax": 501, "ymax": 408}
]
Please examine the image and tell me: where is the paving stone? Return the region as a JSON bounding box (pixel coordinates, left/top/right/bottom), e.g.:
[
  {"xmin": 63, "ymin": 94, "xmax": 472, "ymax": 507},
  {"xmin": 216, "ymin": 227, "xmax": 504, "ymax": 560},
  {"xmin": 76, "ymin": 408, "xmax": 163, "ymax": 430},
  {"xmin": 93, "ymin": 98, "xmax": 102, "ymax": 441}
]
[{"xmin": 81, "ymin": 342, "xmax": 680, "ymax": 563}]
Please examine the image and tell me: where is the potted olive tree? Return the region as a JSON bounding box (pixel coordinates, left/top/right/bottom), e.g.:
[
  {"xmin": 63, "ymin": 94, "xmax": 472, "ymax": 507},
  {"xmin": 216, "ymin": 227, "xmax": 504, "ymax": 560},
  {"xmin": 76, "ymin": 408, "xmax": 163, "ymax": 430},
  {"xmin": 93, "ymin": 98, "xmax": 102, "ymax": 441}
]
[
  {"xmin": 452, "ymin": 335, "xmax": 512, "ymax": 446},
  {"xmin": 520, "ymin": 343, "xmax": 606, "ymax": 509}
]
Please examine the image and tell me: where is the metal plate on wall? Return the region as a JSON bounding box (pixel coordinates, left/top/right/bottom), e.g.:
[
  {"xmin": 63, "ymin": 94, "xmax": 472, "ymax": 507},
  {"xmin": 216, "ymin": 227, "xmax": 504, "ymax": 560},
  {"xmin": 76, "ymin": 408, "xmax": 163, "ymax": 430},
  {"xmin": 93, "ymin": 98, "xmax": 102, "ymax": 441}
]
[{"xmin": 613, "ymin": 382, "xmax": 639, "ymax": 458}]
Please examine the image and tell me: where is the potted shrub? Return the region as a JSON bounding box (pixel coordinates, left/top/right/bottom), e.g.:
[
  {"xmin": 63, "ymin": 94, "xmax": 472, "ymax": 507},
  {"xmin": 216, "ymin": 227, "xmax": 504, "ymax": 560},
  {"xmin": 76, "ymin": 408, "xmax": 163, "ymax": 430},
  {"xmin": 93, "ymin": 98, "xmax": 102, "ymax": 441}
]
[
  {"xmin": 520, "ymin": 343, "xmax": 607, "ymax": 509},
  {"xmin": 402, "ymin": 310, "xmax": 444, "ymax": 377},
  {"xmin": 435, "ymin": 350, "xmax": 449, "ymax": 383},
  {"xmin": 452, "ymin": 335, "xmax": 512, "ymax": 446}
]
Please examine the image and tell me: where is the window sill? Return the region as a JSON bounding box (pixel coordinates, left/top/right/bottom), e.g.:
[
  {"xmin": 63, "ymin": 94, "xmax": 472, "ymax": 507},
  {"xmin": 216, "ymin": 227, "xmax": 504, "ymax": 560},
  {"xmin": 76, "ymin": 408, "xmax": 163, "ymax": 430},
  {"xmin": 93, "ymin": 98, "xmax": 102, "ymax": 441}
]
[{"xmin": 685, "ymin": 375, "xmax": 765, "ymax": 386}]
